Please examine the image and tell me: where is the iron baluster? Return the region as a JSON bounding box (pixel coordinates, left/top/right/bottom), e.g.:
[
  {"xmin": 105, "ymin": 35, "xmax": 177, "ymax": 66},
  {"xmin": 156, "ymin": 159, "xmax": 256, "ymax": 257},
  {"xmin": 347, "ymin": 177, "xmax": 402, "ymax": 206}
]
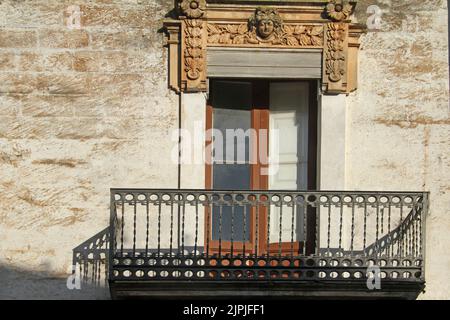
[
  {"xmin": 254, "ymin": 203, "xmax": 258, "ymax": 258},
  {"xmin": 338, "ymin": 198, "xmax": 343, "ymax": 252},
  {"xmin": 350, "ymin": 198, "xmax": 355, "ymax": 255},
  {"xmin": 231, "ymin": 199, "xmax": 235, "ymax": 257},
  {"xmin": 194, "ymin": 198, "xmax": 199, "ymax": 256},
  {"xmin": 315, "ymin": 199, "xmax": 320, "ymax": 256},
  {"xmin": 145, "ymin": 201, "xmax": 149, "ymax": 257},
  {"xmin": 388, "ymin": 202, "xmax": 392, "ymax": 257},
  {"xmin": 169, "ymin": 197, "xmax": 174, "ymax": 257},
  {"xmin": 290, "ymin": 201, "xmax": 295, "ymax": 258},
  {"xmin": 399, "ymin": 204, "xmax": 404, "ymax": 257},
  {"xmin": 243, "ymin": 203, "xmax": 247, "ymax": 257},
  {"xmin": 363, "ymin": 201, "xmax": 367, "ymax": 251},
  {"xmin": 327, "ymin": 200, "xmax": 331, "ymax": 255},
  {"xmin": 218, "ymin": 204, "xmax": 223, "ymax": 258},
  {"xmin": 303, "ymin": 199, "xmax": 308, "ymax": 256},
  {"xmin": 375, "ymin": 199, "xmax": 379, "ymax": 256},
  {"xmin": 157, "ymin": 198, "xmax": 162, "ymax": 258},
  {"xmin": 267, "ymin": 201, "xmax": 271, "ymax": 259},
  {"xmin": 206, "ymin": 202, "xmax": 211, "ymax": 257},
  {"xmin": 181, "ymin": 201, "xmax": 185, "ymax": 257},
  {"xmin": 120, "ymin": 199, "xmax": 124, "ymax": 256},
  {"xmin": 133, "ymin": 200, "xmax": 137, "ymax": 256},
  {"xmin": 278, "ymin": 200, "xmax": 283, "ymax": 258}
]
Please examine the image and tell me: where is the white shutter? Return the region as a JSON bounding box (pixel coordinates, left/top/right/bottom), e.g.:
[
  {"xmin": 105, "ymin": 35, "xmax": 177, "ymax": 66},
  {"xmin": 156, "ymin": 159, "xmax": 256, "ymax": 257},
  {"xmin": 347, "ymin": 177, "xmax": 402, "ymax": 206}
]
[{"xmin": 268, "ymin": 82, "xmax": 310, "ymax": 242}]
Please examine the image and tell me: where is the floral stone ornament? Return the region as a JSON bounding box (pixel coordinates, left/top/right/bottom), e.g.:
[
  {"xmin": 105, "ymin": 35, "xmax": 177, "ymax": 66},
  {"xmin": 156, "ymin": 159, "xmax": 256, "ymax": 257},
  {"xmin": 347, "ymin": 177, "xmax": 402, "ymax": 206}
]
[
  {"xmin": 180, "ymin": 0, "xmax": 206, "ymax": 19},
  {"xmin": 326, "ymin": 0, "xmax": 353, "ymax": 22}
]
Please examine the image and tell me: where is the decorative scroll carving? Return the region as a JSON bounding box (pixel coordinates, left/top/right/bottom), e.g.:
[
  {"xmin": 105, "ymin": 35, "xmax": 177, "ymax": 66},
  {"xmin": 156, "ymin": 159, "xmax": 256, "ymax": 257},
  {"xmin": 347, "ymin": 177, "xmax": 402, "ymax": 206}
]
[
  {"xmin": 182, "ymin": 19, "xmax": 207, "ymax": 91},
  {"xmin": 326, "ymin": 0, "xmax": 353, "ymax": 22},
  {"xmin": 179, "ymin": 0, "xmax": 206, "ymax": 19},
  {"xmin": 207, "ymin": 23, "xmax": 324, "ymax": 47}
]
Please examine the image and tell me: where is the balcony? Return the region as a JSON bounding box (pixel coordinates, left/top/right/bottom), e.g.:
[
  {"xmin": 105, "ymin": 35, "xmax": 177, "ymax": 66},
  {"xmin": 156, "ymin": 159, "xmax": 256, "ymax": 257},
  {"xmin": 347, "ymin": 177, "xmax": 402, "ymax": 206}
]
[{"xmin": 108, "ymin": 189, "xmax": 427, "ymax": 300}]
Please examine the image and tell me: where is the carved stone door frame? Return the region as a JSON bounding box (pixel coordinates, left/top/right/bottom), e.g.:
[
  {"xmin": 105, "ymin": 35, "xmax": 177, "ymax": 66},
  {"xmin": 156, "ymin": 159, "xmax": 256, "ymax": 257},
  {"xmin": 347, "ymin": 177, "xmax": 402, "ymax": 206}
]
[{"xmin": 163, "ymin": 0, "xmax": 365, "ymax": 95}]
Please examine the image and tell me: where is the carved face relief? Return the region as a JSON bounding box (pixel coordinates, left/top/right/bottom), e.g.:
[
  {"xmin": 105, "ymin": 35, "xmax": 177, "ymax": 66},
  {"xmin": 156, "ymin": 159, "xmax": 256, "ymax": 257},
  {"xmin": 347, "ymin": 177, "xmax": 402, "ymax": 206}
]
[
  {"xmin": 257, "ymin": 19, "xmax": 275, "ymax": 39},
  {"xmin": 249, "ymin": 8, "xmax": 282, "ymax": 40}
]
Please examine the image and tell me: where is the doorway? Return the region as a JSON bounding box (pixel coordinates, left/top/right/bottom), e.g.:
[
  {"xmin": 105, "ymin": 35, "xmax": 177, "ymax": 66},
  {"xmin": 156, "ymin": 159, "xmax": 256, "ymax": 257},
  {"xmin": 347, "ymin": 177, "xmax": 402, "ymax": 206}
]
[{"xmin": 205, "ymin": 79, "xmax": 318, "ymax": 256}]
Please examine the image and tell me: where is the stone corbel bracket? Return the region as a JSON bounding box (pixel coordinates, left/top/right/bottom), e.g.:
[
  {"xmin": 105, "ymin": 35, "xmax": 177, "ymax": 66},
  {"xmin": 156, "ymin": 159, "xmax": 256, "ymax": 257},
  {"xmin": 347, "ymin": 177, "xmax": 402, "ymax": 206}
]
[
  {"xmin": 164, "ymin": 19, "xmax": 182, "ymax": 93},
  {"xmin": 163, "ymin": 0, "xmax": 365, "ymax": 94}
]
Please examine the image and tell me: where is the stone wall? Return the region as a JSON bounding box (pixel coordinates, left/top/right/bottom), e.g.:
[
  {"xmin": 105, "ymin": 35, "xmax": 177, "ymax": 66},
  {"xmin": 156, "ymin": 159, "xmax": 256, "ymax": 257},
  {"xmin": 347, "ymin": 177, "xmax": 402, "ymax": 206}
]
[
  {"xmin": 0, "ymin": 0, "xmax": 178, "ymax": 299},
  {"xmin": 0, "ymin": 0, "xmax": 448, "ymax": 299},
  {"xmin": 350, "ymin": 0, "xmax": 449, "ymax": 299}
]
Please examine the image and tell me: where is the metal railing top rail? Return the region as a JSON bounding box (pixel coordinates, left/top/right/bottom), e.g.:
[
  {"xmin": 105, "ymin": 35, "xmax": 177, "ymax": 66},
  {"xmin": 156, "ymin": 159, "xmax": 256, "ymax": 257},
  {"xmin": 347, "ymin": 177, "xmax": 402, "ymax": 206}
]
[
  {"xmin": 110, "ymin": 189, "xmax": 427, "ymax": 206},
  {"xmin": 111, "ymin": 188, "xmax": 428, "ymax": 194}
]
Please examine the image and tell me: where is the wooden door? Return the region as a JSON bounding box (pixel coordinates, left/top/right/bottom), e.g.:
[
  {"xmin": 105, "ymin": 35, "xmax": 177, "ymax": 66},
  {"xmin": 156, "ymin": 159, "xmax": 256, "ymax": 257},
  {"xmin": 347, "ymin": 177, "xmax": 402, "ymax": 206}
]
[{"xmin": 205, "ymin": 79, "xmax": 316, "ymax": 257}]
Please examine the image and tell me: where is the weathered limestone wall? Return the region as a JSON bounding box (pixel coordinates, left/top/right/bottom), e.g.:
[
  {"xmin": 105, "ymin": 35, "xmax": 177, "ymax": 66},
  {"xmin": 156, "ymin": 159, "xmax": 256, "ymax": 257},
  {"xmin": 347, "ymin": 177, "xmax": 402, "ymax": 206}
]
[
  {"xmin": 0, "ymin": 0, "xmax": 449, "ymax": 300},
  {"xmin": 0, "ymin": 0, "xmax": 178, "ymax": 299},
  {"xmin": 350, "ymin": 1, "xmax": 450, "ymax": 299}
]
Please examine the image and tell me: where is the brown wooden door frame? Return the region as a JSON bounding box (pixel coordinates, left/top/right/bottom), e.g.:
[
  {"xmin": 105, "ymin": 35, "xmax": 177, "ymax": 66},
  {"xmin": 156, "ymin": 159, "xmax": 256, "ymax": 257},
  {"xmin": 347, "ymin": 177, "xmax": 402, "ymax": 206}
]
[
  {"xmin": 205, "ymin": 79, "xmax": 318, "ymax": 256},
  {"xmin": 251, "ymin": 80, "xmax": 270, "ymax": 256}
]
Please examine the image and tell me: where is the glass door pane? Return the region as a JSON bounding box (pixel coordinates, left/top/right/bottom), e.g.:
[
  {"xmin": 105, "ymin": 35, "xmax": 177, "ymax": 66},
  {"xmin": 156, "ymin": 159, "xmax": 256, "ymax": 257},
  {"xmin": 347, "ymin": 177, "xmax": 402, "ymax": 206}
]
[{"xmin": 211, "ymin": 80, "xmax": 252, "ymax": 241}]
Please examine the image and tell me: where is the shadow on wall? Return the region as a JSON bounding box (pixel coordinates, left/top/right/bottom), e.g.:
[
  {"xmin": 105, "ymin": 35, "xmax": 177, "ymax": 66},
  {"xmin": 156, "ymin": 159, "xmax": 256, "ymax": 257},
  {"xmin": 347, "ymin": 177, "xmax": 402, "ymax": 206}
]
[
  {"xmin": 72, "ymin": 227, "xmax": 110, "ymax": 291},
  {"xmin": 0, "ymin": 228, "xmax": 110, "ymax": 300}
]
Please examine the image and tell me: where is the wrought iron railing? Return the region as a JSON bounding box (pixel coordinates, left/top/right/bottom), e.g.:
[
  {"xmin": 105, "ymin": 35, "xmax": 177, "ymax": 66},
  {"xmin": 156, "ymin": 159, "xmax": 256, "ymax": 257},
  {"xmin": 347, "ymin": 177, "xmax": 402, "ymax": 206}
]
[{"xmin": 109, "ymin": 190, "xmax": 427, "ymax": 283}]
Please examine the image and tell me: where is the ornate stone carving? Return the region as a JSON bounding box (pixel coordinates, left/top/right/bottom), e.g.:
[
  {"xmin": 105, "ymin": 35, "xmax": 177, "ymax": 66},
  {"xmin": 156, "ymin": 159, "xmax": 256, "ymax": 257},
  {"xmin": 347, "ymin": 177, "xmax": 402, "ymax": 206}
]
[
  {"xmin": 249, "ymin": 8, "xmax": 283, "ymax": 40},
  {"xmin": 326, "ymin": 0, "xmax": 353, "ymax": 22},
  {"xmin": 179, "ymin": 0, "xmax": 206, "ymax": 19},
  {"xmin": 207, "ymin": 23, "xmax": 323, "ymax": 47},
  {"xmin": 182, "ymin": 19, "xmax": 207, "ymax": 91},
  {"xmin": 164, "ymin": 2, "xmax": 364, "ymax": 94},
  {"xmin": 184, "ymin": 19, "xmax": 204, "ymax": 80},
  {"xmin": 325, "ymin": 23, "xmax": 346, "ymax": 82}
]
